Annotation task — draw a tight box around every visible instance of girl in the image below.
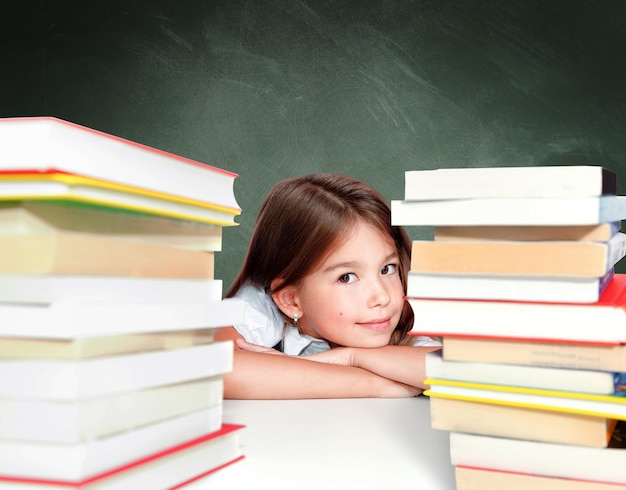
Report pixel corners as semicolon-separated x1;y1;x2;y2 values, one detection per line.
215;173;441;399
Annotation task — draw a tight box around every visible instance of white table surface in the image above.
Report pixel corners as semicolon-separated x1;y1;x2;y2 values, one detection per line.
189;396;455;489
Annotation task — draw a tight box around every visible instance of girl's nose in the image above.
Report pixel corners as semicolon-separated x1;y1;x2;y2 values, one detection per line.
367;278;391;308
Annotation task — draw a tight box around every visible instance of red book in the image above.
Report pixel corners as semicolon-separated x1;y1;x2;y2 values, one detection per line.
0;424;244;489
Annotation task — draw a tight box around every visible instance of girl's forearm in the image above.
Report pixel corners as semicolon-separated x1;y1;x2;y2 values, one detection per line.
222;350;420;399
350;345;442;390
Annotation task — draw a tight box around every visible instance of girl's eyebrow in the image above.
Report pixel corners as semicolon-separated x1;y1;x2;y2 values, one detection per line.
322;252;398;273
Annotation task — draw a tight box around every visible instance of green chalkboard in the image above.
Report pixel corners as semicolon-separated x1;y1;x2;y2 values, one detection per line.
3;0;626;288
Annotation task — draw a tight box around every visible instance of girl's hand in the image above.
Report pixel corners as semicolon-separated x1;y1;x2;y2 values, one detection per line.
234;338;286;356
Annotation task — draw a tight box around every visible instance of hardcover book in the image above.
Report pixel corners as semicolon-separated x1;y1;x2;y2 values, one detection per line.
391;195;626;226
409;273;626;344
0;116;240;210
0;419;243;486
409;232;626;276
403;166;617;200
407;269;614;303
449;421;626;485
430;397;615;447
0;201;224;250
442;337;626;372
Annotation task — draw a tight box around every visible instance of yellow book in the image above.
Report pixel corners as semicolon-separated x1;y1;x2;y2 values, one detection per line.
425;377;626;421
0;172;240;226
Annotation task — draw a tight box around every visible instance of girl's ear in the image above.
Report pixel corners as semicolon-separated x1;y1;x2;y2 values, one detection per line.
270;279;302;319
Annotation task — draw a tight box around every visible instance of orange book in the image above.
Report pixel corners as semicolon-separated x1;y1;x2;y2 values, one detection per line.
0;230;214;278
409;233;626;276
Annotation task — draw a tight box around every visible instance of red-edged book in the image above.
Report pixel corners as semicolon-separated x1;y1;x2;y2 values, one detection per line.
408;274;626;345
0;424;244;489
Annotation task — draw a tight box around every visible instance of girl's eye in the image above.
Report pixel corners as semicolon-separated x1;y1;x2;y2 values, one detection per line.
381;264;398;276
338;273;357;284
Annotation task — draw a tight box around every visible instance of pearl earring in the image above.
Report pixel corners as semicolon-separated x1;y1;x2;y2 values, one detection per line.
293;313;298;326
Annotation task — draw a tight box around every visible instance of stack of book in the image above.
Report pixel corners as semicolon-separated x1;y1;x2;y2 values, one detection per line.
0;117;246;489
392;166;626;489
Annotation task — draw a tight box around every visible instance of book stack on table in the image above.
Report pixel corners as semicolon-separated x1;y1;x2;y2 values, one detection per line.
0;117;245;489
392;166;626;489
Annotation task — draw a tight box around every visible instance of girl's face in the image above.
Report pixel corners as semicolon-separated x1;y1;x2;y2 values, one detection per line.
294;220;405;348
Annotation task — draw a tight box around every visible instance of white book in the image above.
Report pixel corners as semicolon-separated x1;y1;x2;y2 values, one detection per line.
0;117;240;210
391;195;626;226
0;275;223;305
425;350;619;395
0;408;229;482
0;297;245;338
450;426;626;485
0;377;224;443
408;274;626;344
406;270;614;303
403;166;616;200
408;296;626;344
0;341;232;400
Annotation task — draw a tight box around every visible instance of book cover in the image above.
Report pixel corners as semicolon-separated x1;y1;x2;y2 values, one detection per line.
0;297;245;338
430;397;615;447
0;230;215;278
0;172;240;225
0;201;224;251
425;350;621;395
391;195;626;226
442;337;626;372
0;419;243;485
434;222;621;242
407;269;614;303
409;232;626;276
449;421;626;485
0;341;233;400
0;116;240;210
403;166;617;200
408;273;626;344
0;377;224;443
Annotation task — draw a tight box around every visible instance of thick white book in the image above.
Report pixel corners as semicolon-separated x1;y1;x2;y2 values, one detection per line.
0;297;245;338
0;341;232;400
0;117;240;210
0;377;224;443
406;269;614;303
403;166;616;200
425;350;620;395
409;273;626;344
408;297;626;344
450;424;626;485
0;275;223;305
391;195;626;226
0;408;231;482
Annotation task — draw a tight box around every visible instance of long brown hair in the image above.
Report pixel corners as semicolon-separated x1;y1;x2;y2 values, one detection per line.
226;173;414;345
